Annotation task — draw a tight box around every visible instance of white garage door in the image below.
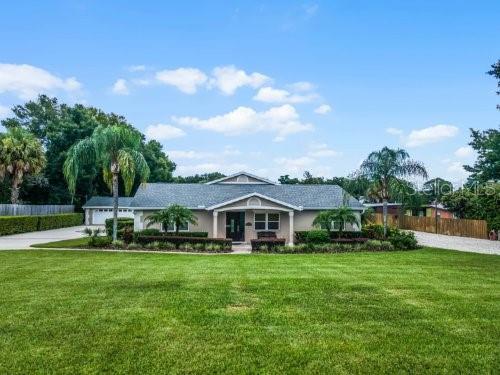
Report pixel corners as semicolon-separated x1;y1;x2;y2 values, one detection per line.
92;209;134;225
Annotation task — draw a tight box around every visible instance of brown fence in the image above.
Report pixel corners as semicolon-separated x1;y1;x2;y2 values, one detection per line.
370;213;488;239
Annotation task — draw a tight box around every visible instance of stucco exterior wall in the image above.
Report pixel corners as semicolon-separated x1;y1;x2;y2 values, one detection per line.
295;210;361;231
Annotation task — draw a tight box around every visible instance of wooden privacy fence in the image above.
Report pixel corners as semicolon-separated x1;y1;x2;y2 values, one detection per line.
370;213;488;239
0;204;74;216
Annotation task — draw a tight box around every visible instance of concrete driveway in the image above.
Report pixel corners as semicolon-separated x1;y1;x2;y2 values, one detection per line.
0;226;89;250
413;231;500;255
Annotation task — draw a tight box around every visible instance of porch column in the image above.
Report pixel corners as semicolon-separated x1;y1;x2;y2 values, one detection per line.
288;211;294;246
213;211;219;238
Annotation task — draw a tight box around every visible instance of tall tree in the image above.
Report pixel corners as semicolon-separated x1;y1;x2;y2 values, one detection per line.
487;59;500;110
2;95;175;206
64;125;150;240
358;147;428;236
0;128;46;203
464;127;500;184
174;172;225;183
147;204;198;234
422;178;454;204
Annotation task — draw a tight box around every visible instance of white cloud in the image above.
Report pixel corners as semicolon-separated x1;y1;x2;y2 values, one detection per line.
167;150;211;159
155;67;207;94
0;104;10;119
304;3;319;18
209;65;270;95
131;78;151;86
176;162;249;176
111;79;129;95
406;124;459;147
145;124;186;141
274;156;315;172
128;65;146;72
0;63;81;100
314;104;331;114
307;142;340;158
288;81;315;92
454;146;474;158
174;104;313;141
386;127;404;136
253;86;316;104
447;161;468;177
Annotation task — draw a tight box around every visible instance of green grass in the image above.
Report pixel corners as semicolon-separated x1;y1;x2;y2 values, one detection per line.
31;237;90;248
0;249;498;374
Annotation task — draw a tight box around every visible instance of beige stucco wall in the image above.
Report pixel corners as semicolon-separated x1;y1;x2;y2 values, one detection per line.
133;208;361;242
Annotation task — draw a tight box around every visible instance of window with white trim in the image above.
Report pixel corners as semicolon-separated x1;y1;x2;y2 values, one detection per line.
254;213;280;231
163;222;189;232
320;221;345;231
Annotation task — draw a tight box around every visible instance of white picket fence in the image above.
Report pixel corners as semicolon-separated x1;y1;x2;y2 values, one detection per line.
0;204;74;216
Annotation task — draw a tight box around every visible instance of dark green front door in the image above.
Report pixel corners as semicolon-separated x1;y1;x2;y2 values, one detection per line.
226;212;245;242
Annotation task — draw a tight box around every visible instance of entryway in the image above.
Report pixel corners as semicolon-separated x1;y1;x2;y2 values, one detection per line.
226;211;245;242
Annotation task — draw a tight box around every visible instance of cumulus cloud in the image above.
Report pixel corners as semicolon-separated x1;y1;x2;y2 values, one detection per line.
176;163;249;176
0;104;10;119
253;86;316;104
0;63;81;100
288;81;315;92
314;104;331;114
128;65;146;72
406;124;458;147
155;67;207;94
307;142;340;158
173;104;313;141
111;79;129;95
454;146;474;158
209;65;270;95
386;127;404;136
145;124;186;141
274;156;315;172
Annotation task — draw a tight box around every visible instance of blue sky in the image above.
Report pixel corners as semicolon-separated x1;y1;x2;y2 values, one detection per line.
0;1;498;184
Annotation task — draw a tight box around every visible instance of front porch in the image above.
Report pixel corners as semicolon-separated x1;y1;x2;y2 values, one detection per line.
212;208;295;245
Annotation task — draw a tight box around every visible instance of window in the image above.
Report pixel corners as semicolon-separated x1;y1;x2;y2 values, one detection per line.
164;222;189;232
254;213;280;231
320;221;345;231
247;197;262;206
237;175;249;182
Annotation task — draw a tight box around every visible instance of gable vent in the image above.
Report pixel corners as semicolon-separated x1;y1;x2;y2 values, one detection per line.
247;197;262;206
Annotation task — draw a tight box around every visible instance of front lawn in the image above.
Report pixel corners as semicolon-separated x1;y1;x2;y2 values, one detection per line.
0;249;498;373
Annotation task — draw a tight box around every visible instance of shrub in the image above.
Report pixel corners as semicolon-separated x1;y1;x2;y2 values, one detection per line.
361;224;385;240
193;243;206;251
157;242;176;250
179;243;194;251
250;238;286;251
162;231;208;238
389;231;418;250
145;241;161;250
0;213;83;236
135;235;232;251
104;218;134;238
304;230;330;244
205;243;222;252
89;236;112;248
0;216;39;235
126;242;141;250
111;240;125;249
38;214;83;231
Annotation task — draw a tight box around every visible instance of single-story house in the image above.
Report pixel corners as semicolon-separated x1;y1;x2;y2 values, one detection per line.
83;172;364;245
363;202;455;219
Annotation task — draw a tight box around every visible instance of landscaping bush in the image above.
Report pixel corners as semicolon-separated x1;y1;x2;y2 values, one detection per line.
0;216;39;235
388;231;419;250
88;236;112;248
0;213;83;236
250;238;286;251
38;213;83;231
135;235;232;251
162;231;208;238
105;218;134;238
304;230;330;244
254;239;396;254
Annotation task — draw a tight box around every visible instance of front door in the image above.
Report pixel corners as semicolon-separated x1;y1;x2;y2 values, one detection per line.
226;212;245;242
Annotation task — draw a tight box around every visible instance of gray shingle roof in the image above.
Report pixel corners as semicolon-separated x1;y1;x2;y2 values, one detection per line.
82;196;134;208
129;183;363;210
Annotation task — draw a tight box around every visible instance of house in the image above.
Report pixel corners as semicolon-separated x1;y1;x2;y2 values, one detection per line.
363;202;403;216
83;172;364;245
412;203;455;219
363;202;455;219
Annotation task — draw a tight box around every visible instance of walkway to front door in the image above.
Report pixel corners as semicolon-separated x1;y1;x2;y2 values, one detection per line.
226;211;245;242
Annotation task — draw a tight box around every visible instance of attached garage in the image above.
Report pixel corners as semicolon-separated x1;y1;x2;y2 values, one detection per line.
82;197;135;225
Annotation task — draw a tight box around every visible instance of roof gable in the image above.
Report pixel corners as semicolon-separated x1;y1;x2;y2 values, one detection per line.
206;171;276;185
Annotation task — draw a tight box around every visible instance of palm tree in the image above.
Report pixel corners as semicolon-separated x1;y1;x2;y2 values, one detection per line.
64;125;149;241
358;147;428;236
0;128;46;203
146;209;173;231
147;205;197;234
313;207;359;238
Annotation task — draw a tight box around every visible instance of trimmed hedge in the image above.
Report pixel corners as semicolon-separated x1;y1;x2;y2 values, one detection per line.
0;216;39;236
39;213;83;231
105;218;134;237
0;213;83;236
135;235;232;251
295;230;364;243
252;240;396;254
250;238;286;251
